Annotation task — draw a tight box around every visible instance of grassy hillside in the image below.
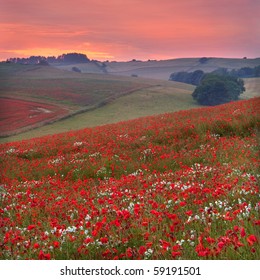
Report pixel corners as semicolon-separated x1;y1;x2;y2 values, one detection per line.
106;58;260;80
0;63;160;137
0;63;153;108
1;97;259;260
56;57;260;80
242;78;260;99
1;75;257;143
0;81;196;142
0;63;196;142
1;63;258;142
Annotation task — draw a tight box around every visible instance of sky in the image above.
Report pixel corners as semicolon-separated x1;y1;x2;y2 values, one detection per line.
0;0;259;61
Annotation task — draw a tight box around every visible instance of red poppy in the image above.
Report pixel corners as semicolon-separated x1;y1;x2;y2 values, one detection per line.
126;247;133;258
185;210;193;216
206;237;215;244
53;241;60;248
240;227;246;237
247;235;257;246
217;241;225;249
172;251;181;258
27;225;36;231
100;237;109;244
39;250;51;260
138;246;146;255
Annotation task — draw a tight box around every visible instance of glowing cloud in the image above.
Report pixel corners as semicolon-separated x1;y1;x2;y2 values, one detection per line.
0;0;259;61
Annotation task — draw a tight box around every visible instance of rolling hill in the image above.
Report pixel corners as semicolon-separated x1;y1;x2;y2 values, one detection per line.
242;78;260;99
0;63;195;141
54;57;260;80
1;59;259;142
1;97;259;259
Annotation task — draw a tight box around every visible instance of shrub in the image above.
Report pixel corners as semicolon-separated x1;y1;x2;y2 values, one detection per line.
72;67;81;73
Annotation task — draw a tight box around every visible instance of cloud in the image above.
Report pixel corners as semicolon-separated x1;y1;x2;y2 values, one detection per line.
0;0;259;60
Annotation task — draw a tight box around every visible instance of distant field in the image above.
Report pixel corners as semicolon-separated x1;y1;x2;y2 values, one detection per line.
56;57;260;80
0;64;152;107
0;80;196;142
0;98;68;137
105;57;260;80
1;62;259;143
0;64;170;136
242;78;260;99
0;63;195;142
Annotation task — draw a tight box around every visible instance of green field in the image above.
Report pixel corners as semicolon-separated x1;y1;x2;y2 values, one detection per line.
0;62;259;143
242;78;260;99
0;83;197;142
0;63;155;109
55;57;260;80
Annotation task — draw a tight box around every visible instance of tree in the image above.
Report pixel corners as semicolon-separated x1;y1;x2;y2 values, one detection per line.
192;74;245;106
199;57;210;64
38;60;49;66
57;53;90;64
189;70;205;85
169;70;205;85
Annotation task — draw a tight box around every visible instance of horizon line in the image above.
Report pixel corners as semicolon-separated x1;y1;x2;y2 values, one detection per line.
2;54;260;63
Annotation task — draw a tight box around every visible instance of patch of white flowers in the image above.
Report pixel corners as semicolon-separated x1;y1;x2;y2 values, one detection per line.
237;203;252;219
127;202;135;214
215;199;229;209
144;249;153;259
89;152;101;158
141;149;154;160
166;200;173;209
73;141;85;147
130;169;143;176
48;156;65;165
96;166;111;177
6;148;17;154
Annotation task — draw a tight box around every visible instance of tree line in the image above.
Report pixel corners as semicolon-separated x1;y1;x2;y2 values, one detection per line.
169;66;260;85
6;53;90;65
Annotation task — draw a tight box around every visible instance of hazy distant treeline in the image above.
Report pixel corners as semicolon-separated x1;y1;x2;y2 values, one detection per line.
169;66;260;85
6;53;90;65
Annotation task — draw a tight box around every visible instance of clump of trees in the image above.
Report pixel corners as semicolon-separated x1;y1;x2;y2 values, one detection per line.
199;57;211;64
229;66;260;78
169;70;205;85
38;60;49;66
6;53;90;65
192;74;245;106
57;53;90;64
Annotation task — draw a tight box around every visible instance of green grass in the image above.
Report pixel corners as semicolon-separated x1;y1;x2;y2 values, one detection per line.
101;57;260;80
0;82;197;142
0;63;259;143
242;78;260;99
0;63;156;108
1;98;259;260
0;63;197;142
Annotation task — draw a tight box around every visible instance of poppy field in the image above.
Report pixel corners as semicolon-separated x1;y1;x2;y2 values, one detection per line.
0;98;68;137
0;97;259;260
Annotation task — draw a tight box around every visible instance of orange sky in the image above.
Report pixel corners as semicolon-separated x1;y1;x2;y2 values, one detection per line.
0;0;259;61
